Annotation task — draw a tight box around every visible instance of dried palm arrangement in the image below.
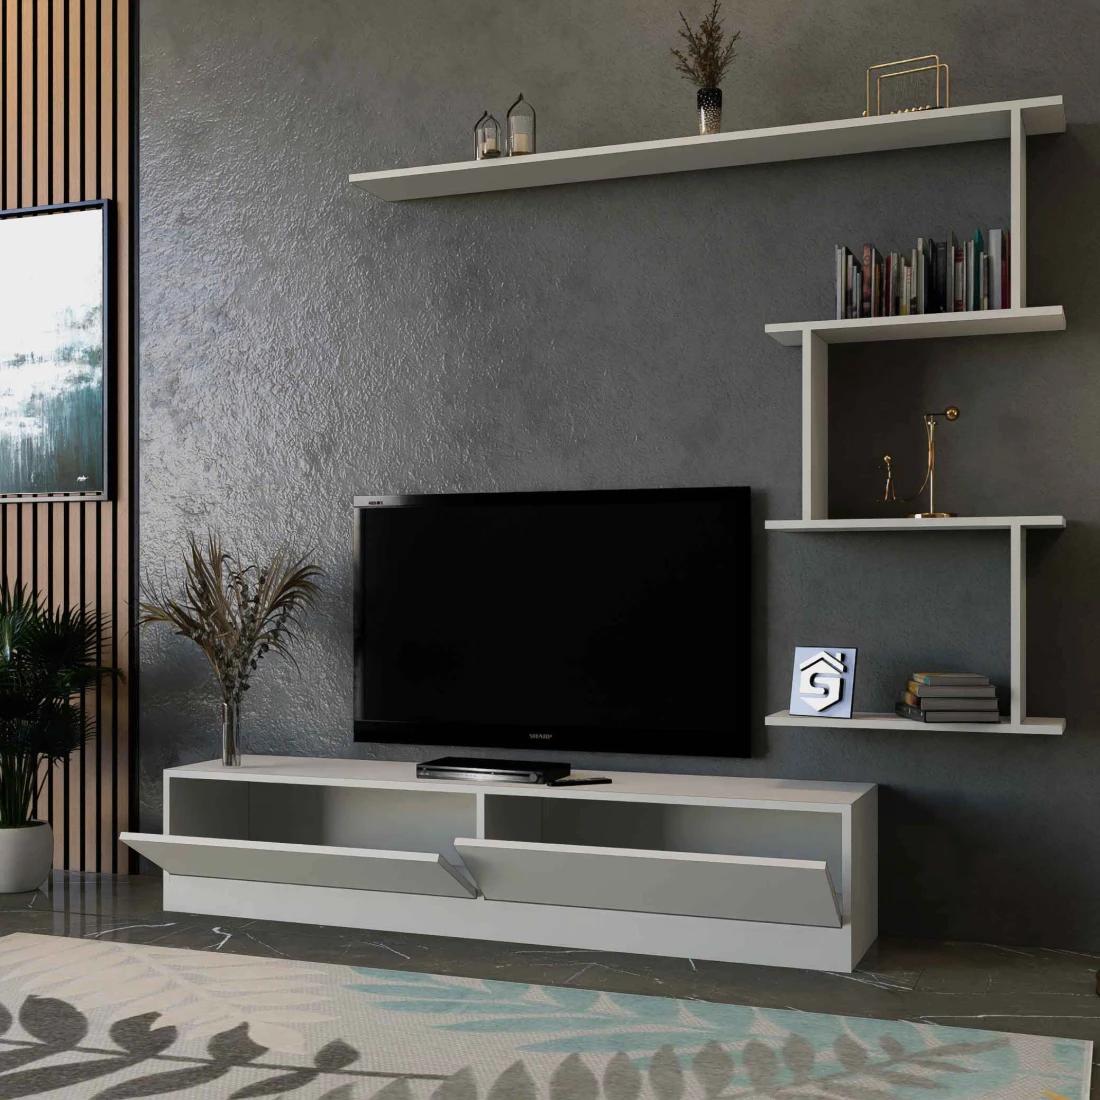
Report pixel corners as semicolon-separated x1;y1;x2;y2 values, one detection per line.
671;0;741;89
139;533;322;764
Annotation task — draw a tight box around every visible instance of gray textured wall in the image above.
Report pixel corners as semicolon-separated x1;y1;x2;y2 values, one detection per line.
139;0;1100;947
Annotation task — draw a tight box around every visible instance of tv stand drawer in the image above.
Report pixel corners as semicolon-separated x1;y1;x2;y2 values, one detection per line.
122;833;476;898
453;838;841;927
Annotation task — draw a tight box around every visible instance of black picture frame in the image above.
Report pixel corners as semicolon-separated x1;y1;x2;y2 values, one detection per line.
0;199;113;501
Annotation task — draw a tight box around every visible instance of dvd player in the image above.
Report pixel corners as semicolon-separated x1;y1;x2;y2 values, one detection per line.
416;756;571;784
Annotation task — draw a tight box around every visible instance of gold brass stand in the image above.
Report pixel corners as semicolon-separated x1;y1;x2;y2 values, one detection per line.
881;405;960;518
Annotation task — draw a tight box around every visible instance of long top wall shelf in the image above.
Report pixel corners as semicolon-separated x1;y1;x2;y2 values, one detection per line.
351;96;1065;202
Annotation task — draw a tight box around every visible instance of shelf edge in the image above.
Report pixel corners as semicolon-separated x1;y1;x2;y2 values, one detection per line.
764;711;1065;735
764;516;1067;532
765;306;1066;347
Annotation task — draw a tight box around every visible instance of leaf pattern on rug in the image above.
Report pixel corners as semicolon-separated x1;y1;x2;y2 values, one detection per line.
0;936;1089;1100
346;968;1054;1098
0;933;333;1053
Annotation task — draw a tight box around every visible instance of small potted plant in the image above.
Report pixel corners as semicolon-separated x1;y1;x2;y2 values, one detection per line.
140;533;322;766
0;582;117;893
671;0;742;135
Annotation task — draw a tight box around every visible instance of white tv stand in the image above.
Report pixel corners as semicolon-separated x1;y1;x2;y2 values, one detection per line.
123;757;877;973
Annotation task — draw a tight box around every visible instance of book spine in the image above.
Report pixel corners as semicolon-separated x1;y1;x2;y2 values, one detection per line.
836;246;846;320
933;240;946;313
862;244;873;318
964;240;974;310
954;248;964;311
988;229;1003;310
945;233;955;313
872;248;883;317
973;229;984;309
911;673;991;686
980;252;989;310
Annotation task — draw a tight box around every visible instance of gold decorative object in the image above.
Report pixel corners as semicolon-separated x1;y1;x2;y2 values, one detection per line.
864;55;950;117
881;405;960;519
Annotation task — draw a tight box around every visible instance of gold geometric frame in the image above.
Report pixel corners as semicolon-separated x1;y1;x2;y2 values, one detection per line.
865;55;951;116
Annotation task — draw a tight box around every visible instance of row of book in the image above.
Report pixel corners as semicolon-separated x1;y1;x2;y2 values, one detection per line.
895;672;1000;724
835;229;1010;320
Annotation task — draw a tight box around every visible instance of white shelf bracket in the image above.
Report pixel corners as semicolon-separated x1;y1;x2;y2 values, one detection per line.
802;332;829;520
1010;108;1027;308
1009;523;1027;725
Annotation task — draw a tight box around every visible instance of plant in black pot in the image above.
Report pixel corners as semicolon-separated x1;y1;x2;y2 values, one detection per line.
671;0;742;135
0;581;117;893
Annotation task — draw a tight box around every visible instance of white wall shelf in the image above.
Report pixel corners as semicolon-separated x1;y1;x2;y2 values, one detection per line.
123;758;878;973
765;712;1065;736
764;99;1068;737
765;306;1065;347
351;96;1064;202
766;516;1066;533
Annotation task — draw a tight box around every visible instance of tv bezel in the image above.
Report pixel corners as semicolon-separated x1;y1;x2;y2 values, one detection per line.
353;486;750;757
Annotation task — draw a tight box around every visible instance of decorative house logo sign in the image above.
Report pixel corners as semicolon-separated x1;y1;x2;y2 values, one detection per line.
789;647;858;719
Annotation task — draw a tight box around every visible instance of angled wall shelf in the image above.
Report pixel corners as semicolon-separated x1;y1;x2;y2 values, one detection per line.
351;96;1065;202
765;97;1068;736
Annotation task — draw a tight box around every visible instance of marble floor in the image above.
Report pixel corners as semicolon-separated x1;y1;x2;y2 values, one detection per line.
1;872;1098;1094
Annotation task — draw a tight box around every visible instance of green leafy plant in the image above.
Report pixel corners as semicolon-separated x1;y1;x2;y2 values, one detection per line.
671;0;741;88
0;581;117;828
139;533;323;707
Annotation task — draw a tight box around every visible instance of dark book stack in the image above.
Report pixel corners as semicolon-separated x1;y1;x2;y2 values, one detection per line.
835;229;1010;320
895;673;1001;723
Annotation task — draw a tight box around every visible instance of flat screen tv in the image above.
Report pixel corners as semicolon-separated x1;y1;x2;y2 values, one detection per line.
354;487;750;757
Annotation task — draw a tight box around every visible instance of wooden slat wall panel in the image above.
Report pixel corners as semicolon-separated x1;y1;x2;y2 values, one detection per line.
1;0;133;872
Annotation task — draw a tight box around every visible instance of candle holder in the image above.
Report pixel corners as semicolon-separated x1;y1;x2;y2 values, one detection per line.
474;111;502;160
506;94;536;156
881;405;960;518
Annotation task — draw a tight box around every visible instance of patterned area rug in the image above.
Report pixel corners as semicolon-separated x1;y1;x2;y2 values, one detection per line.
0;932;1090;1099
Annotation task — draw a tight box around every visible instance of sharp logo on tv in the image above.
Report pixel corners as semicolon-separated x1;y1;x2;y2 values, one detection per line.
528;732;553;740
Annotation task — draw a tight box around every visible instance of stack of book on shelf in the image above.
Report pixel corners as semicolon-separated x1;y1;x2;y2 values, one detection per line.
895;673;1001;724
835;229;1010;320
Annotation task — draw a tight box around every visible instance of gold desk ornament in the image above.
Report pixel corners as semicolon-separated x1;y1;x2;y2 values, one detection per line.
880;405;960;518
863;55;950;117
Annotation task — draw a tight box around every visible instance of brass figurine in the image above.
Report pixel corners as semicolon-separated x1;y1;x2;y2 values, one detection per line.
864;55;950;117
880;405;960;518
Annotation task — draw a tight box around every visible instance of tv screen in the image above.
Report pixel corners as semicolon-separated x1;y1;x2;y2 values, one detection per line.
354;487;750;757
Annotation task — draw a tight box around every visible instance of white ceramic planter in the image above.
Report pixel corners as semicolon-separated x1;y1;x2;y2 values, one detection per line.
0;822;53;893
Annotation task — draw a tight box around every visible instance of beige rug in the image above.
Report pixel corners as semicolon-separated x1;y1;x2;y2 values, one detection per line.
0;932;1090;1098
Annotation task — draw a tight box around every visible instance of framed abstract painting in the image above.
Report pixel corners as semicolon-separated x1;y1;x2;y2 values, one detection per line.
0;200;111;500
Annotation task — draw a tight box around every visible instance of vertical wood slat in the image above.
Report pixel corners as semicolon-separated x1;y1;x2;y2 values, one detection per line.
1;0;133;873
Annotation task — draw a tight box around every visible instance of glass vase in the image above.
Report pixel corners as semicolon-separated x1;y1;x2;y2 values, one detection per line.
221;700;242;767
697;87;722;135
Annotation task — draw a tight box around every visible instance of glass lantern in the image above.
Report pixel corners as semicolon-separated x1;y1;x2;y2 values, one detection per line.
506;94;535;156
474;111;502;160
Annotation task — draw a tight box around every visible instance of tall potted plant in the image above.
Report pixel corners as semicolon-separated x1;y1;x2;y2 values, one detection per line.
671;0;742;135
0;582;116;893
140;533;322;766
